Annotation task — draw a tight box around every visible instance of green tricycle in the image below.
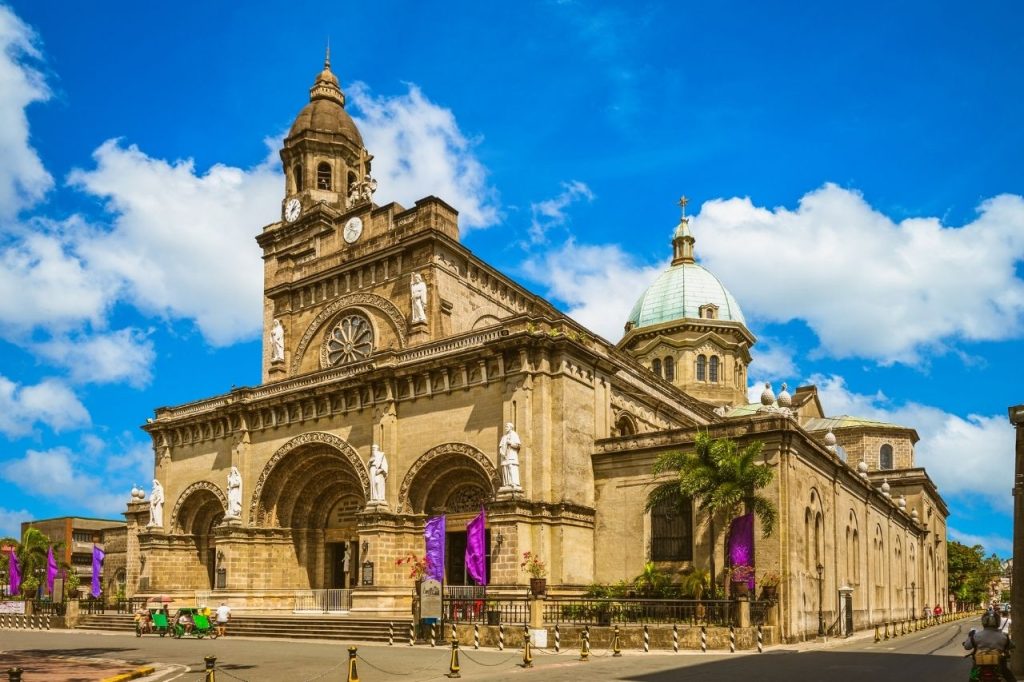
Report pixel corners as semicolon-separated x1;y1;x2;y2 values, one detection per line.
135;607;171;637
171;606;219;639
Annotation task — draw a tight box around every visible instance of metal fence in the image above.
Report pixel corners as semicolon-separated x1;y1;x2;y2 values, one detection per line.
543;598;735;626
77;597;141;615
443;596;531;625
293;589;353;614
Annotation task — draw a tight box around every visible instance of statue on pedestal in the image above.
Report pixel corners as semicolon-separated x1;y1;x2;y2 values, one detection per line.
498;422;522;492
410;272;428;324
226;466;243;519
270;319;285;363
148;479;164;528
368;444;389;505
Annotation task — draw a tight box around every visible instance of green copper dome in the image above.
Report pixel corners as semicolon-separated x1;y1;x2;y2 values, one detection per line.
627;261;746;328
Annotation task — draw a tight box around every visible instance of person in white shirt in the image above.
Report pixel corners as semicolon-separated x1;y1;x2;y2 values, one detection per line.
215;602;232;637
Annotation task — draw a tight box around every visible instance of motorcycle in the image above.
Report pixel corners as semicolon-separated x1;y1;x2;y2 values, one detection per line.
966;648;1010;681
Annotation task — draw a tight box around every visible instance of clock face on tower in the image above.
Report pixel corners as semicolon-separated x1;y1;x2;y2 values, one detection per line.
343;216;363;244
284;197;301;223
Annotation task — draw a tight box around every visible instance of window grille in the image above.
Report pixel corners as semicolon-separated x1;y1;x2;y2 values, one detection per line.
651;497;693;561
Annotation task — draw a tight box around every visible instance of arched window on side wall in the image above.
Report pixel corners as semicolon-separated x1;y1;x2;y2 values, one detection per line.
879;444;894;470
709;355;720;383
664;356;675;381
615;414;636;437
293;164;303;192
317;162;332;190
651;497;693;561
652;358;662;377
696;355;707;382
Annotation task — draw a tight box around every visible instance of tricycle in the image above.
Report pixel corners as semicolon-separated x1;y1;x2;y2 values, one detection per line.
171;606;219;639
135;607;171;637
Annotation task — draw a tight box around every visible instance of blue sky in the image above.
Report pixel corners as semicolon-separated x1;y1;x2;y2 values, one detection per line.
0;1;1020;556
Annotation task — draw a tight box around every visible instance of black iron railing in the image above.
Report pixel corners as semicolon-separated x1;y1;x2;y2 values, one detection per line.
30;600;67;616
544;598;734;626
443;596;531;625
750;599;772;626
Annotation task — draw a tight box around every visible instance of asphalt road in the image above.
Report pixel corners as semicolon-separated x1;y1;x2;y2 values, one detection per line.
0;618;980;682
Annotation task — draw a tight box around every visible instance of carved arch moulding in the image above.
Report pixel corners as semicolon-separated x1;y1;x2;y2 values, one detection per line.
397;442;500;514
290;293;409;374
170;480;227;533
248;431;370;523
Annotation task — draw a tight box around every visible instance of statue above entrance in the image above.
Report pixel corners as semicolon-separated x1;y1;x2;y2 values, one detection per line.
410;272;427;324
226;466;243;519
270;320;285;363
148;479;164;528
498;422;522;493
368;444;389;506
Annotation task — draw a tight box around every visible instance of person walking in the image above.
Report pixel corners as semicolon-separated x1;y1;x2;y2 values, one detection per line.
215;601;232;638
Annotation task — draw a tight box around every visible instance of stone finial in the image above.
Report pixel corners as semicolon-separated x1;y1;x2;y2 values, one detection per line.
777;382;792;407
760;382;775;406
824;428;837;447
911;509;919;521
898;495;907;510
880;478;891;497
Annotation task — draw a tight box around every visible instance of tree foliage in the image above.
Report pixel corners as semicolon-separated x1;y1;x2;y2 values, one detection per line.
947;540;1004;605
1;527;70;599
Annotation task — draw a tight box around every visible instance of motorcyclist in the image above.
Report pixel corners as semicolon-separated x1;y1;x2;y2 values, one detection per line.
963;609;1016;681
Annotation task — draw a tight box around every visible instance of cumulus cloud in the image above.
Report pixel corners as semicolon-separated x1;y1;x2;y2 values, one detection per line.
523;239;665;341
528;180;594;244
0;5;52;219
0;506;31;539
948;527;1013;555
693;185;1024;364
808;373;1014;513
349;82;499;230
0;375;90;437
34;328;155;387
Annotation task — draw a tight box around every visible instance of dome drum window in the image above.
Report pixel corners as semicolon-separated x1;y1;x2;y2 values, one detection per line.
879;444;893;470
698;303;719;320
652;358;662;377
696;355;706;382
663;356;675;381
325;313;373;366
317;162;332;190
709;356;720;383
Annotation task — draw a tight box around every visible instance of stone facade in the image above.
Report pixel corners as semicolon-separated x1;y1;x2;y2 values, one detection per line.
124;58;949;641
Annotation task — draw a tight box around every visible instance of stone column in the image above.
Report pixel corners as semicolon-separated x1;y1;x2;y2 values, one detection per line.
1009;404;1024;677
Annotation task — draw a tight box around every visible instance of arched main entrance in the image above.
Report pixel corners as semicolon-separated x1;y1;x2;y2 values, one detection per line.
171;482;226;590
252;433;368;589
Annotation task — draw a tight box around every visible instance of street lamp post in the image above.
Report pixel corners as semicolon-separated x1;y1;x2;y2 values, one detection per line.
910;581;916;621
817;563;826;637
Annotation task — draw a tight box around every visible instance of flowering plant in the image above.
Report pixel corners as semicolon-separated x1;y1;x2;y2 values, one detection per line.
520;551;547;578
730;565;755;582
396;554;431;580
759;570;782;587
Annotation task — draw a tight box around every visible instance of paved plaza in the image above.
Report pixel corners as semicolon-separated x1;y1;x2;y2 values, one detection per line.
0;618;981;682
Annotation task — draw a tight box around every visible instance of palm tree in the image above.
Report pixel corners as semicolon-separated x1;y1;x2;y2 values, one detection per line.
1;527;66;598
646;431;776;593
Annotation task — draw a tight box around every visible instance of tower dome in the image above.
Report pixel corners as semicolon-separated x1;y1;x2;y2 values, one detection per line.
287;48;363;145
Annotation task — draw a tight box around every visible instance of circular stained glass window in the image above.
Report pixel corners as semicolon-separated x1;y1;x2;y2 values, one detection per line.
326;314;373;366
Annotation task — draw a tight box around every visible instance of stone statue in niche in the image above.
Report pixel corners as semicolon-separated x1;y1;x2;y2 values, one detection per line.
226;466;243;519
410;272;428;324
368;444;389;505
270;319;285;363
148;479;164;528
498;422;522;492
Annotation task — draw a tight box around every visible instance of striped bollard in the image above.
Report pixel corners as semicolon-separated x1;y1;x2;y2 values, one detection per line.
388;621;394;646
452;622;458;642
44;616;50;631
700;624;707;653
408;622;415;646
473;623;480;650
430;622;437;647
554;624;560;652
498;622;504;651
729;625;736;653
757;624;763;653
643;624;650;652
672;623;679;653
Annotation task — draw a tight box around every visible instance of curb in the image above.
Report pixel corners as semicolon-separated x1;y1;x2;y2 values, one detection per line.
100;665;157;682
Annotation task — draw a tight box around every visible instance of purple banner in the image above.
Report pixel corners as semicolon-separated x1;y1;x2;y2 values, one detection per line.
465;508;487;586
46;546;58;595
91;545;105;599
727;512;755;589
7;550;20;596
424;515;446;583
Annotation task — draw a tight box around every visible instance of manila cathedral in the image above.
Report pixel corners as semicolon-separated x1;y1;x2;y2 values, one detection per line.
125;54;949;643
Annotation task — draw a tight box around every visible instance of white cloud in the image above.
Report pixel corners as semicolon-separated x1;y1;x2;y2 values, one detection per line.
0;375;90;437
523;239;665;341
948;527;1013;556
693;185;1024;364
0;5;52;219
0;506;31;540
748;339;800;386
528;180;594;244
808;373;1015;513
349;82;499;230
34;328;155;388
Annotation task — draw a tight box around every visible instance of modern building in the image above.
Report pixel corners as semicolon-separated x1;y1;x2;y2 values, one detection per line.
124;55;948;641
21;517;127;598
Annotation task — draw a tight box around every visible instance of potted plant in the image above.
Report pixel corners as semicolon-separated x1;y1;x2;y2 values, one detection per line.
520;551;547;596
759;571;781;600
730;565;754;598
396;553;431;581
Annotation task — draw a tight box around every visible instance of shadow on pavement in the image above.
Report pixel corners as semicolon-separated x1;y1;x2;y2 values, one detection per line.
4;646;140;660
626;650;972;682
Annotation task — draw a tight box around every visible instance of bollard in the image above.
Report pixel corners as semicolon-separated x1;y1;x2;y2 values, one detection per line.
409;621;415;646
874;624;881;643
554;623;560;653
643;624;650;652
389;621;394;646
204;655;217;682
757;624;763;654
452;622;458;642
579;627;591;662
701;624;707;653
474;623;480;650
431;622;437;647
612;624;622;657
521;634;534;669
347;646;360;682
498;622;505;651
446;640;462;678
673;623;679;654
883;622;890;640
729;625;736;653
8;668;23;682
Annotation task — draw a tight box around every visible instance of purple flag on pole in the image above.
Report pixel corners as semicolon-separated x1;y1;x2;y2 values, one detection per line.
424;515;446;583
46;546;58;595
7;550;20;596
91;545;106;599
465;507;487;586
727;512;755;589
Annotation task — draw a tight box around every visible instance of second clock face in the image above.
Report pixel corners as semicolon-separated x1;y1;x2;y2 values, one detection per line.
284;197;301;222
343;216;363;244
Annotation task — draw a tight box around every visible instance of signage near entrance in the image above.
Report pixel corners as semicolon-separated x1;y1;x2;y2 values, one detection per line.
419;578;442;621
361;561;374;586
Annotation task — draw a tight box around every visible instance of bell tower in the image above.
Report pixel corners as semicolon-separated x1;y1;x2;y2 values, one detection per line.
280;48;376;220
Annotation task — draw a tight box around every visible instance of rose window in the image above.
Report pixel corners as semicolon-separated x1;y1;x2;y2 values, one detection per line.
326;314;373;366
